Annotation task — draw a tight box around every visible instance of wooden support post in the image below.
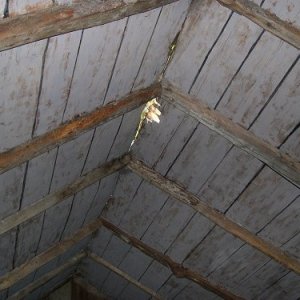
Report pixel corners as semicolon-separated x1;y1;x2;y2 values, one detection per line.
127;158;300;275
88;252;163;300
216;0;300;49
0;220;102;290
100;218;244;300
0;0;180;52
0;155;129;236
9;252;86;300
162;80;300;188
0;83;160;175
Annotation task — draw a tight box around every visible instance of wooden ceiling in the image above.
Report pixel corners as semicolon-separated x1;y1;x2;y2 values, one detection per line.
0;0;299;299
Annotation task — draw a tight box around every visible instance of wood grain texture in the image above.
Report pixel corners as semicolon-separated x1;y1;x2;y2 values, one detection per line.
0;83;160;175
88;252;162;299
162;81;300;187
0;155;129;236
0;219;102;290
9;0;52;16
0;0;181;52
100;218;243;300
128;158;300;274
216;0;300;49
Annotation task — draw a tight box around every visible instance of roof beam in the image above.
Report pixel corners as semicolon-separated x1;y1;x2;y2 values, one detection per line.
88;252;162;300
127;158;300;275
0;155;129;236
0;83;159;175
162;80;300;188
9;252;86;300
0;0;180;52
0;219;102;290
100;218;244;300
216;0;300;49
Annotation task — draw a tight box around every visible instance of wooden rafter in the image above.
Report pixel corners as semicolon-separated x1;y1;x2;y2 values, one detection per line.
0;0;180;52
162;80;300;188
0;219;102;290
9;252;86;300
0;155;129;236
100;218;244;300
0;83;160;175
88;252;163;300
216;0;300;49
127;158;300;275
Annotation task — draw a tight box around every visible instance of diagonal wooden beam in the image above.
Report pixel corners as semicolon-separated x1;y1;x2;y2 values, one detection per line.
216;0;300;49
0;0;180;52
0;220;102;290
88;252;163;300
162;80;300;188
127;158;300;275
0;155;129;236
0;83;160;175
9;252;86;300
100;218;244;300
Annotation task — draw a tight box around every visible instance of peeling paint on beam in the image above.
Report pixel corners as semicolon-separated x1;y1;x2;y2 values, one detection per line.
0;0;180;52
0;155;129;236
0;83;160;175
216;0;300;49
162;80;300;188
128;158;300;275
88;252;163;300
100;218;244;300
9;252;86;300
0;220;101;290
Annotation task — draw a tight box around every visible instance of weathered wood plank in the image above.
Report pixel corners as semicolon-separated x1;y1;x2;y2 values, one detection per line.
162;81;300;187
62;20;126;121
9;0;52;16
0;219;102;290
216;0;300;49
165;0;231;92
9;252;85;300
128;159;300;274
89;252;162;299
100;218;243;300
0;83;160;175
0;42;46;151
0;155;129;236
0;0;181;52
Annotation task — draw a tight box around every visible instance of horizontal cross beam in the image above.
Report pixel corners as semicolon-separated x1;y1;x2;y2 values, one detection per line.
216;0;300;49
127;158;300;275
0;0;180;52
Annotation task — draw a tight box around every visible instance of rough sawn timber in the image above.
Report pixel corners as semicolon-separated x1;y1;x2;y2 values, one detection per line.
0;0;181;52
216;0;300;49
88;252;163;300
162;80;300;188
0;83;160;175
127;158;300;275
0;219;102;290
100;218;244;300
0;155;129;236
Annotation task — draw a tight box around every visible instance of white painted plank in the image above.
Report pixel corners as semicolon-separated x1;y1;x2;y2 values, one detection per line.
165;0;231;93
104;8;161;104
198;147;263;212
9;0;52;16
190;9;263;108
63;19;127;121
251;59;300;146
82;118;122;174
226;167;300;232
217;31;298;129
166;213;214;263
0;42;46;151
133;0;192;90
0;0;5;17
168;124;232;194
34;31;82;136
